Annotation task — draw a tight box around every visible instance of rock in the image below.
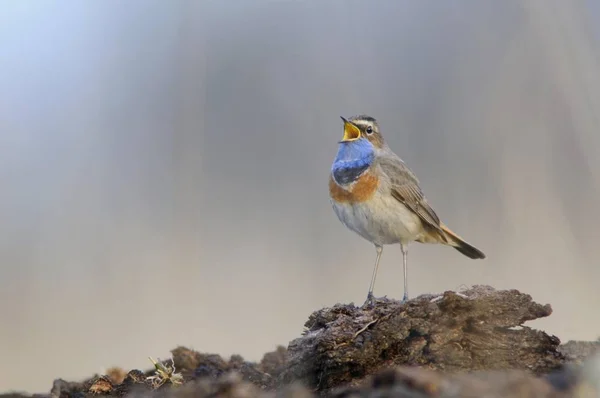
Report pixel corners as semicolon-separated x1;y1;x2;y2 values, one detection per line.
279;285;565;393
330;366;567;398
170;347;273;389
87;377;113;395
50;379;86;398
127;372;265;398
67;359;600;398
17;285;600;398
259;346;288;378
559;339;600;364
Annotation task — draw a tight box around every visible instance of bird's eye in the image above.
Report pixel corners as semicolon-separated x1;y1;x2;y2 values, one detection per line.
366;126;373;134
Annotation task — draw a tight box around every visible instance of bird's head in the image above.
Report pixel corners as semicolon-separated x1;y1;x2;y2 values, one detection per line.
339;115;386;149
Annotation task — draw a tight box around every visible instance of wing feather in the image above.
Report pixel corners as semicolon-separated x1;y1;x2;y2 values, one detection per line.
377;155;443;232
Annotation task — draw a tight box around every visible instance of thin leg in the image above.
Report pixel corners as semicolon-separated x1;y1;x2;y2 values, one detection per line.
400;243;408;302
364;245;383;307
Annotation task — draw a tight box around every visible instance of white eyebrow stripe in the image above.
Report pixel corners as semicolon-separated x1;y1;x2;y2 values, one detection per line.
352;120;373;128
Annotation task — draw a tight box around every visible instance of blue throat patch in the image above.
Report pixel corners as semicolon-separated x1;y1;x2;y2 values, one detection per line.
332;139;375;185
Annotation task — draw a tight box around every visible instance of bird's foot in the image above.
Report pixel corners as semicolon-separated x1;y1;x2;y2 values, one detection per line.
361;292;384;309
362;293;376;309
401;292;409;303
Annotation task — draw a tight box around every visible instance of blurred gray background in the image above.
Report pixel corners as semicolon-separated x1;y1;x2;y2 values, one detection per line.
1;0;600;393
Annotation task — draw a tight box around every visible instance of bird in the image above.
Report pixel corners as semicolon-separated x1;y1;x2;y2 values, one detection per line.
328;115;485;307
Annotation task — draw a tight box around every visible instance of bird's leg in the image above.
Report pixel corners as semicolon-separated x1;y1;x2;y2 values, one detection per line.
363;245;383;308
400;243;408;302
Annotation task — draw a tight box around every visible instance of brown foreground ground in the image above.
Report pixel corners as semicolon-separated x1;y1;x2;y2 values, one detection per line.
2;286;599;398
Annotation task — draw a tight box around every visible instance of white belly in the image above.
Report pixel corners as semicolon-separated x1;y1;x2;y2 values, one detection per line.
331;190;424;246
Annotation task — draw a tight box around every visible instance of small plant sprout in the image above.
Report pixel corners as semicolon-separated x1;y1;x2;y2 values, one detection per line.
146;356;183;388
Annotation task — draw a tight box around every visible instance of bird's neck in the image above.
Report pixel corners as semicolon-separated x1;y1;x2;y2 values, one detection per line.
332;141;374;185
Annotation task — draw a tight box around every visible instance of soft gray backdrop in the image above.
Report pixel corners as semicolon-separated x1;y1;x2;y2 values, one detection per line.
1;0;599;393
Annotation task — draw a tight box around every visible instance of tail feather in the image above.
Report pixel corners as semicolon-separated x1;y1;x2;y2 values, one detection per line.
439;223;486;260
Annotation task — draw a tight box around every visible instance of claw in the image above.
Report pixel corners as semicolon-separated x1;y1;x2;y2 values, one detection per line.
361;292;392;308
362;292;376;309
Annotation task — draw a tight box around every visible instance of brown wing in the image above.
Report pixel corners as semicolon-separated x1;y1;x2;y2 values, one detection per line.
377;155;443;233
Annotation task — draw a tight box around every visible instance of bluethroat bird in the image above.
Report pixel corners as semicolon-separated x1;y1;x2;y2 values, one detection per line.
329;115;485;307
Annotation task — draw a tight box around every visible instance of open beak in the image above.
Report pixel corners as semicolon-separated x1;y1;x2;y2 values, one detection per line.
340;116;361;142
